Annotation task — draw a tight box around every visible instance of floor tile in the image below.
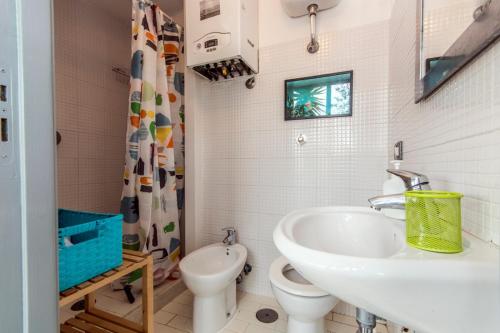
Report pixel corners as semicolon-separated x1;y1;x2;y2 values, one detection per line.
161;302;193;318
155;311;176;325
238;293;264;304
94;294;137;316
225;319;249;333
238;298;261;312
244;323;276;333
333;313;358;327
61;287;362;333
175;290;194;305
154;322;185;333
97;285;144;307
125;307;143;323
168;315;193;332
325;320;358;333
257;296;281;308
236;308;276;330
275;319;287;332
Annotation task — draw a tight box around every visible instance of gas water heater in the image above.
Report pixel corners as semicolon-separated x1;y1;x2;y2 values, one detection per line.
186;0;259;81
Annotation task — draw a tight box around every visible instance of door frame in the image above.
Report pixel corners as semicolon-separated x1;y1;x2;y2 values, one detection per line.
0;0;58;331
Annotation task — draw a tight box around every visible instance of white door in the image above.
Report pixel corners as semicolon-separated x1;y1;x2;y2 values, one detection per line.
0;0;58;332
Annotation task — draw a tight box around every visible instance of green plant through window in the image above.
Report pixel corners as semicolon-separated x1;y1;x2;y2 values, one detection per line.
285;71;352;120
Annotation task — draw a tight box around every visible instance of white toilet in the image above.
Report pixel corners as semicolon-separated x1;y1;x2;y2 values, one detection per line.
270;256;339;333
180;243;247;333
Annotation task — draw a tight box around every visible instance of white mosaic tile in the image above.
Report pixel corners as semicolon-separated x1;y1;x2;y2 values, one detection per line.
194;21;390;296
389;0;500;245
54;0;130;214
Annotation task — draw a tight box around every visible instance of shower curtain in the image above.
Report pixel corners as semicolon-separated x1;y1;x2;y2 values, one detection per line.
120;0;184;286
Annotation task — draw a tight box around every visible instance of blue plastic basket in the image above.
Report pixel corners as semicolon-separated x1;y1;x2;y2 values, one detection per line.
58;209;123;291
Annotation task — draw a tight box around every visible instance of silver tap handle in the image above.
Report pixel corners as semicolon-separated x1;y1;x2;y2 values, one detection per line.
387;169;430;190
222;227;236;245
222;227;236;239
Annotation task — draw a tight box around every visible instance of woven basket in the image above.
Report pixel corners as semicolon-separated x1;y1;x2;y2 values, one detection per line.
58;209;123;291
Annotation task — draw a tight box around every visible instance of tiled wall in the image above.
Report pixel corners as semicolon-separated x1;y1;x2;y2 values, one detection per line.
54;0;130;213
193;22;390;296
388;1;500;245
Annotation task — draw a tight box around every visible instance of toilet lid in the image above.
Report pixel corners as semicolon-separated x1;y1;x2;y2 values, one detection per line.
269;256;330;297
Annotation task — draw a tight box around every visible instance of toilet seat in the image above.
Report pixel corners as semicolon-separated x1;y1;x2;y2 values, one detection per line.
270;256;329;297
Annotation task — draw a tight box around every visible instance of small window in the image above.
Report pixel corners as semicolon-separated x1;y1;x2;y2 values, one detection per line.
285;71;353;120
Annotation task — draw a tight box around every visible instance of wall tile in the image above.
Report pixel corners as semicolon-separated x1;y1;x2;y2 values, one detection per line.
195;22;390;296
54;0;129;213
388;1;500;245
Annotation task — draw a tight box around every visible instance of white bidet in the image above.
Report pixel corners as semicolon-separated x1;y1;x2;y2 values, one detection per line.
180;243;247;333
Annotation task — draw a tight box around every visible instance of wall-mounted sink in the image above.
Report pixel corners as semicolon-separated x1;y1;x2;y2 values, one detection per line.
273;206;499;333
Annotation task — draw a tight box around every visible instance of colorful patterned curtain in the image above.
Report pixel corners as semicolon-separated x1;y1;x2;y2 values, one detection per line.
120;0;183;286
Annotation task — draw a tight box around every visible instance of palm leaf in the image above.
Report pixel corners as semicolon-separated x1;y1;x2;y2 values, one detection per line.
286;85;326;118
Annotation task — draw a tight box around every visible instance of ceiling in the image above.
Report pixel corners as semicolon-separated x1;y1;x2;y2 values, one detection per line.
88;0;184;24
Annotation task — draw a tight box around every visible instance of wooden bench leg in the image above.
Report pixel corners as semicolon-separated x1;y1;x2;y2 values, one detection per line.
142;256;154;333
85;293;95;313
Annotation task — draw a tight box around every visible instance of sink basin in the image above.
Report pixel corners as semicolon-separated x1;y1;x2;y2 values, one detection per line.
274;206;500;333
290;209;405;258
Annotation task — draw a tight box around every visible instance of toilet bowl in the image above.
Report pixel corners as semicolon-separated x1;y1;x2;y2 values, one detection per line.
270;256;338;333
180;243;247;333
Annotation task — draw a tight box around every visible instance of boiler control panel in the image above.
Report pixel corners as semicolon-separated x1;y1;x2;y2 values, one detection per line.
193;32;231;55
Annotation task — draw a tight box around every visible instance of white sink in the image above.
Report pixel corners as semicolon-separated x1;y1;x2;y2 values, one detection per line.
273;206;500;333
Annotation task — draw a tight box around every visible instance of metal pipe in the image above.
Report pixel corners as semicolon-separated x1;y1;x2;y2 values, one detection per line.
356;308;377;333
307;4;320;53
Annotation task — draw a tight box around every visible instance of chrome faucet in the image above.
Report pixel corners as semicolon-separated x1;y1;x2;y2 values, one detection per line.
222;227;237;246
368;169;431;211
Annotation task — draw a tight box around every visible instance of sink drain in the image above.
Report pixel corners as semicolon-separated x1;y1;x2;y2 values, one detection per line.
256;308;278;323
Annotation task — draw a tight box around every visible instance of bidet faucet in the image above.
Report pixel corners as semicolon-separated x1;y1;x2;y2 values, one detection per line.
368;169;431;211
222;227;237;246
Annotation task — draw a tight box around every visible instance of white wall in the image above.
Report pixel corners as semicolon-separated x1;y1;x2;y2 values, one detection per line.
187;0;500;296
188;0;393;297
389;1;500;245
259;0;395;47
54;0;130;213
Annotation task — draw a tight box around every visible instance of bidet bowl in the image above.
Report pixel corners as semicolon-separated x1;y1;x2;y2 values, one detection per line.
180;243;247;296
273;206;500;333
180;243;247;333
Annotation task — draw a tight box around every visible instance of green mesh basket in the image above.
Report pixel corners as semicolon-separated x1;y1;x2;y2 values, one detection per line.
405;191;463;253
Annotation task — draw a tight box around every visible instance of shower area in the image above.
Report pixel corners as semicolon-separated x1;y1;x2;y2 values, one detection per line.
54;0;186;319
